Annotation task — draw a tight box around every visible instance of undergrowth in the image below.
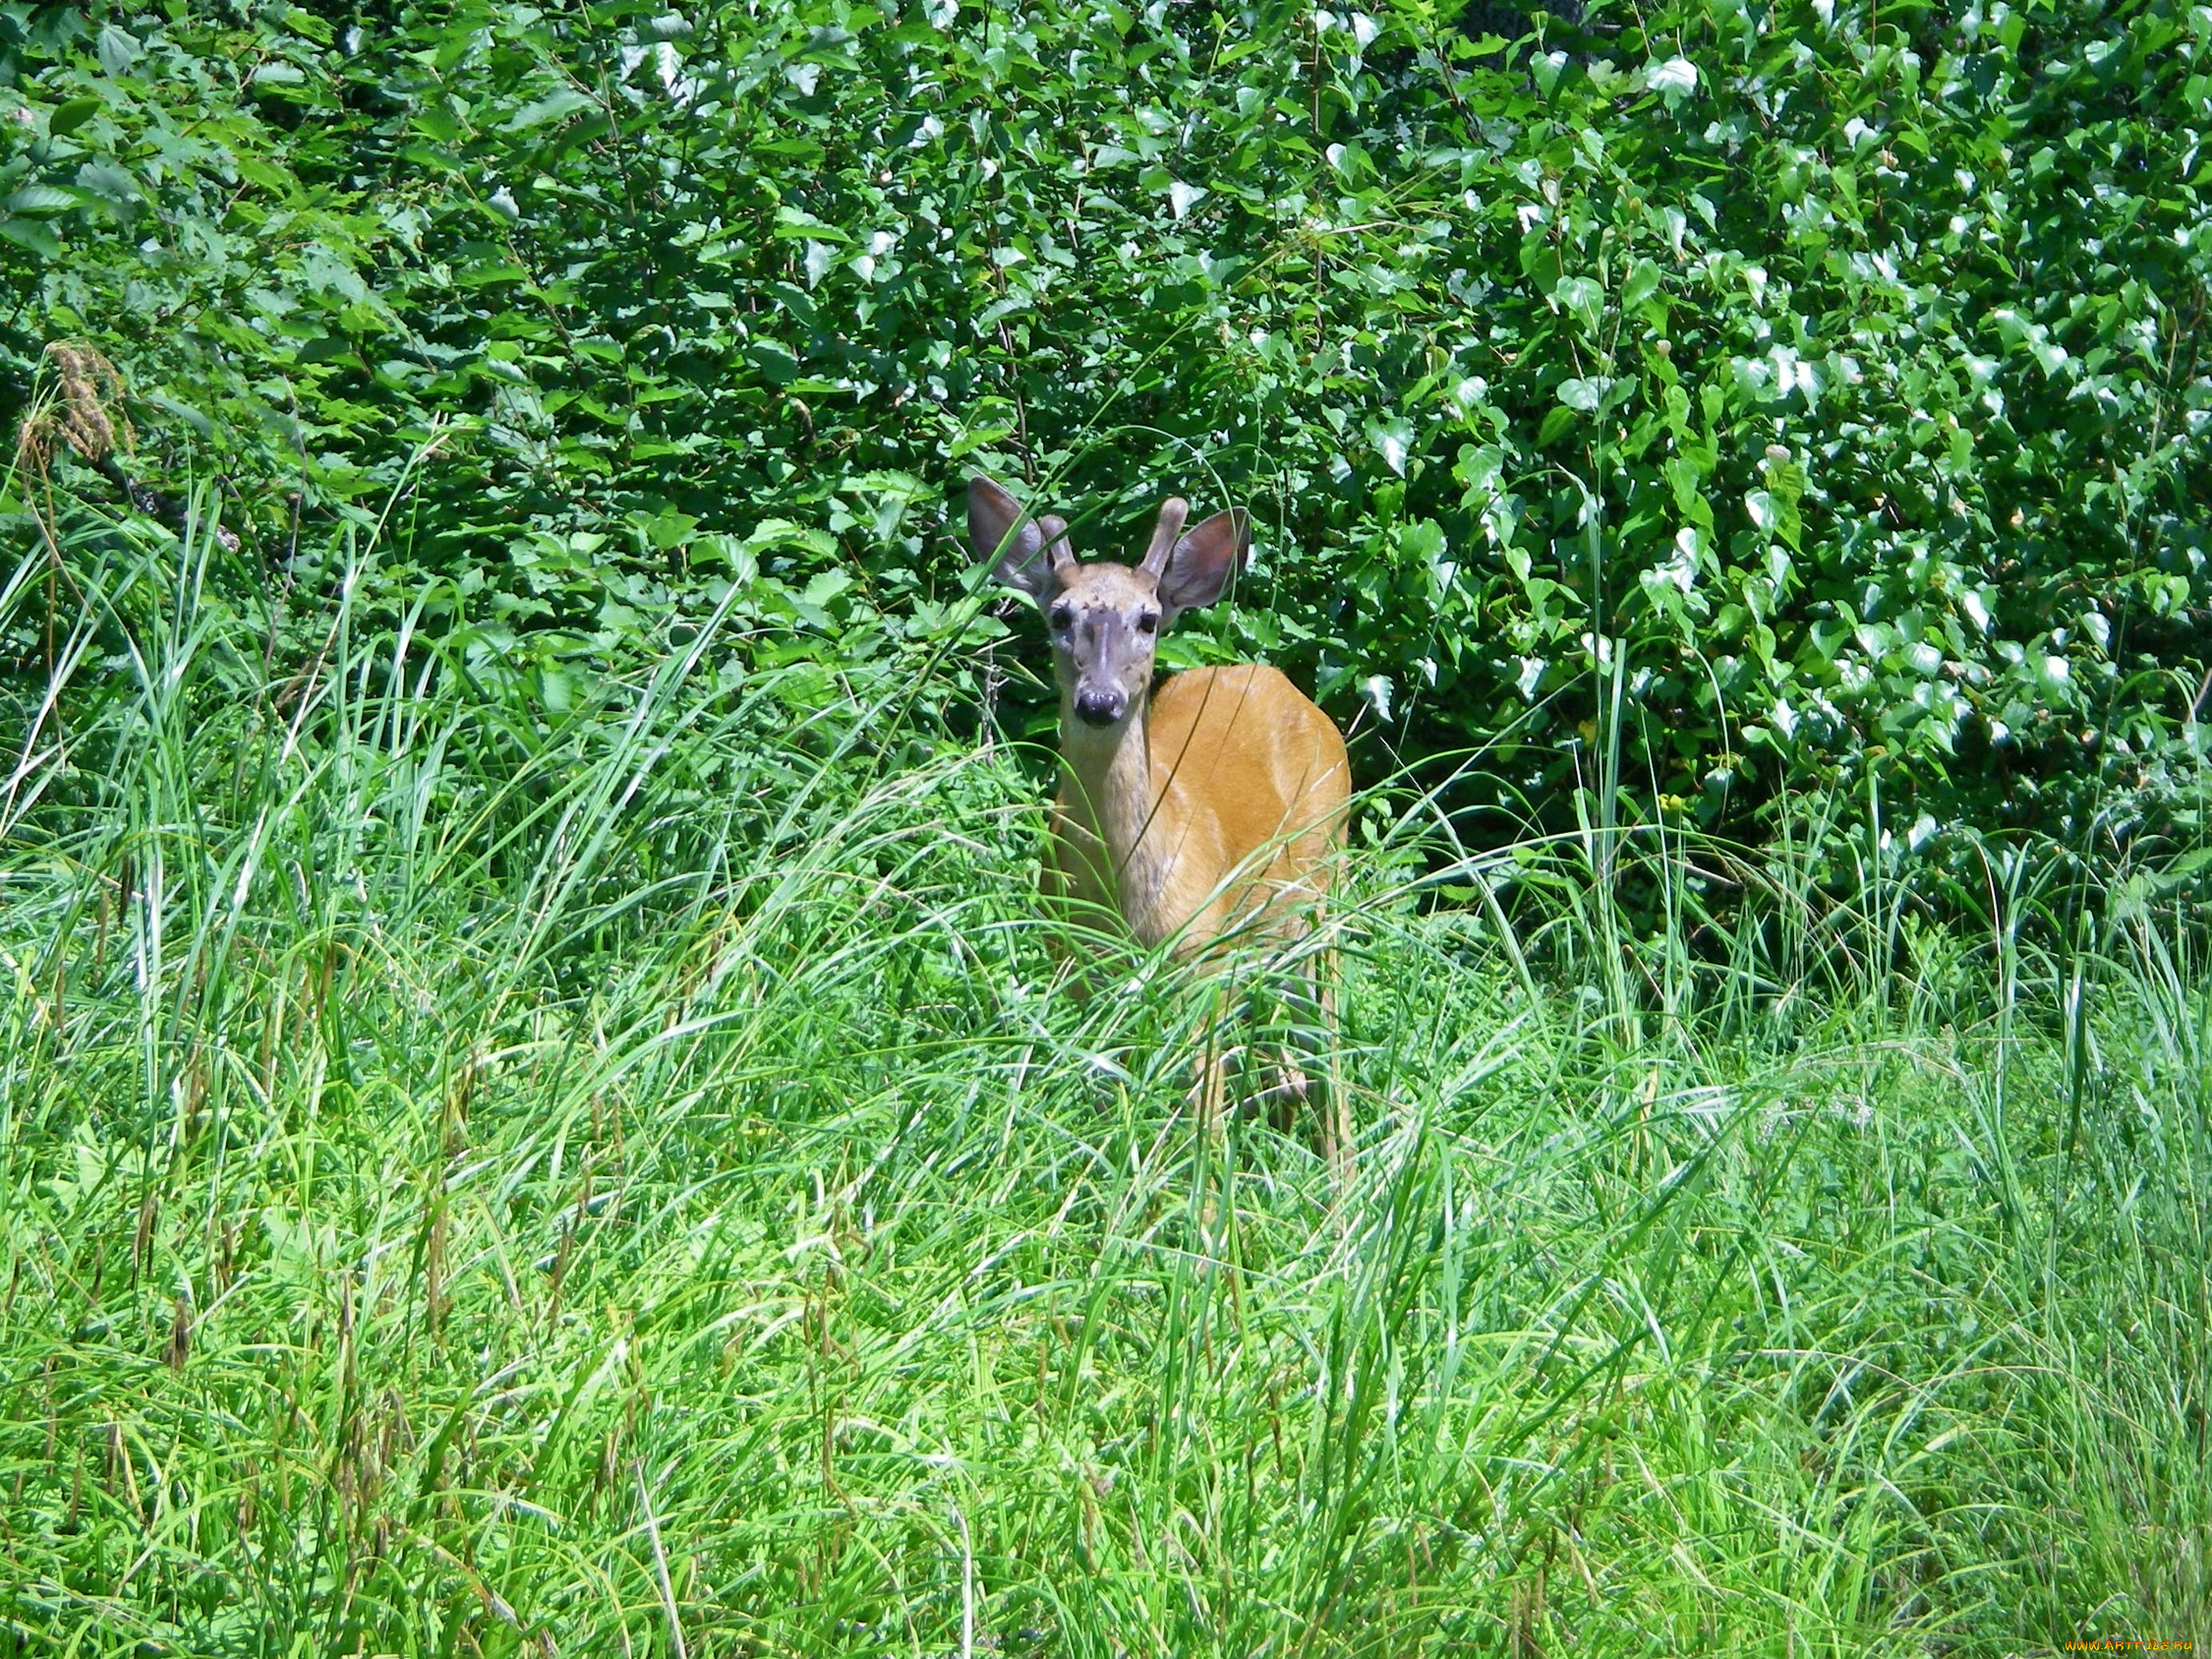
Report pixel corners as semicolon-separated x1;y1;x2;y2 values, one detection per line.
0;506;2206;1655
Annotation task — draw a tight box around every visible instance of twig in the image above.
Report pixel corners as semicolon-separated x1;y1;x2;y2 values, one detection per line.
88;452;242;551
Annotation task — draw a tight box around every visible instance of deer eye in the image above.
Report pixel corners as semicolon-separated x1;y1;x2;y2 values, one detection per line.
1048;604;1074;631
1135;611;1159;634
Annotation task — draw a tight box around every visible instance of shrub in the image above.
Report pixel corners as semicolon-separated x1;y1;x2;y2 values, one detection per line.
4;0;2208;897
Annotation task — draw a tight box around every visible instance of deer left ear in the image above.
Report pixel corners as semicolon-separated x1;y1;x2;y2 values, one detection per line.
1156;508;1248;622
969;475;1075;604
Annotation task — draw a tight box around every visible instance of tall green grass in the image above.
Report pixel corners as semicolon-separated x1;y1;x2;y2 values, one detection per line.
0;505;2206;1655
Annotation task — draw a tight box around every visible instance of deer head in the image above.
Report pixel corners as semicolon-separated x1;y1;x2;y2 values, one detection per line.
968;475;1250;730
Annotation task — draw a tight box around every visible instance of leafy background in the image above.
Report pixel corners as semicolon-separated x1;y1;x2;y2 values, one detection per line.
4;5;2212;1655
7;0;2209;890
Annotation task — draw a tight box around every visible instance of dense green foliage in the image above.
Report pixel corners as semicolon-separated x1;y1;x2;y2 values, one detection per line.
3;1;2211;1653
5;0;2210;872
0;516;2205;1653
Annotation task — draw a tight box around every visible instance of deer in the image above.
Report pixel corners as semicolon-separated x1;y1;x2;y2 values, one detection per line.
969;475;1353;1184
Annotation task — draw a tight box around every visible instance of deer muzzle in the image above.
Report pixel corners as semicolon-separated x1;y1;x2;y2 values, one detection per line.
1074;687;1127;727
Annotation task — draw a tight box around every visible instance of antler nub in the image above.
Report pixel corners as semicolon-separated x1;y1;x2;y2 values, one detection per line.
1138;497;1190;576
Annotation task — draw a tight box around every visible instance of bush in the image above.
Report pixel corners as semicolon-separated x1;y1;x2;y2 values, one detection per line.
4;0;2209;895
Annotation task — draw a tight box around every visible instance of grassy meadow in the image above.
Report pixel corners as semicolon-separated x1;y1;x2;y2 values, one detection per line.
0;507;2203;1657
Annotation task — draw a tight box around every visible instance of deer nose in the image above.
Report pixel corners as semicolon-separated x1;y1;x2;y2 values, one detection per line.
1074;688;1126;727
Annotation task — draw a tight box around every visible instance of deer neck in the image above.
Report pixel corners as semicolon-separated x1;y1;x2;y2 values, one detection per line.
1057;691;1170;925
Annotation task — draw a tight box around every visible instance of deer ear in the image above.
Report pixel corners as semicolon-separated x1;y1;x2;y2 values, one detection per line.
1156;507;1247;622
969;476;1072;603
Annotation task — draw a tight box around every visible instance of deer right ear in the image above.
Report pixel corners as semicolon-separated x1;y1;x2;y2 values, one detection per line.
1156;507;1249;622
969;476;1072;604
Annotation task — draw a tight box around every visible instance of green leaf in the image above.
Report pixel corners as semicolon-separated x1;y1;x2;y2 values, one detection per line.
747;339;800;385
1368;417;1414;477
48;97;100;137
505;88;595;132
1551;274;1602;331
4;186;80;218
94;25;141;77
1620;259;1663;310
232;155;297;197
0;216;62;258
1556;378;1603;413
73;162;139;205
279;5;333;44
1518;229;1562;296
